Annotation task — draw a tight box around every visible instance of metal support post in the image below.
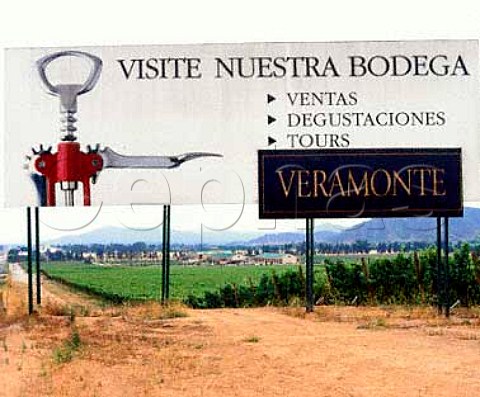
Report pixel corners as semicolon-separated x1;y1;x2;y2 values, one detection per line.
436;217;442;314
35;207;41;305
305;218;314;312
26;207;33;315
161;205;167;303
444;217;450;318
165;205;171;301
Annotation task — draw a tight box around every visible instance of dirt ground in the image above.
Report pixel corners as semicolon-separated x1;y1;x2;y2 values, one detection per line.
1;280;480;397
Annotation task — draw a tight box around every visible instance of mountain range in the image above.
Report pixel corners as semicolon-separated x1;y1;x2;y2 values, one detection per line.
50;228;259;247
49;207;480;246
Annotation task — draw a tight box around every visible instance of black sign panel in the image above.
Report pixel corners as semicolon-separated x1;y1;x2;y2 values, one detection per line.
258;148;463;219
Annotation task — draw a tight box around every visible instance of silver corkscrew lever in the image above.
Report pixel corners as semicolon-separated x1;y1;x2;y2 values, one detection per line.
36;50;102;141
99;147;223;169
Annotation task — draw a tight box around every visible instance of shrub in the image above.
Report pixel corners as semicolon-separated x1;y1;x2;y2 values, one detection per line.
185;267;307;309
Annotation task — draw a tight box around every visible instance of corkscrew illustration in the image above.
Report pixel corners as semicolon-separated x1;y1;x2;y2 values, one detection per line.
28;50;222;206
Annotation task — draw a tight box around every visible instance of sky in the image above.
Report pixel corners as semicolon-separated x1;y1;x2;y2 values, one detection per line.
1;0;480;245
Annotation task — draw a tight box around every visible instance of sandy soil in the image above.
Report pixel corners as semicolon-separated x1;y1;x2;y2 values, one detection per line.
1;280;480;397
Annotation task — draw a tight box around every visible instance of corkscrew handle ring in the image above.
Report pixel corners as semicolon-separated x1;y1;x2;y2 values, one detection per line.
36;50;103;96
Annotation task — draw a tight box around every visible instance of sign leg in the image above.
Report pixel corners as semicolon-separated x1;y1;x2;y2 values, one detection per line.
165;205;171;301
26;207;33;315
436;217;443;315
305;218;314;313
35;207;41;305
444;217;450;318
161;205;167;304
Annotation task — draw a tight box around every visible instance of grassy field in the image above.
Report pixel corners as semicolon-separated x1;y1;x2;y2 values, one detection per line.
41;262;302;302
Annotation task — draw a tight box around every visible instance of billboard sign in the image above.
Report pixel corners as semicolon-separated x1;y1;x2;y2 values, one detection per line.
258;148;463;219
3;40;478;207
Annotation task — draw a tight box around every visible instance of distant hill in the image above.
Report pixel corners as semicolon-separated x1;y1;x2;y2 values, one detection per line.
237;207;480;245
50;227;261;246
331;207;480;243
49;207;480;246
245;230;340;245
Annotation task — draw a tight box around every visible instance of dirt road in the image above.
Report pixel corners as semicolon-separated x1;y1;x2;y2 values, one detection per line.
8;263;28;284
1;281;480;397
168;308;480;397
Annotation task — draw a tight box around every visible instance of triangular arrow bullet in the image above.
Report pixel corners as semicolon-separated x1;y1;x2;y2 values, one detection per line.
268;136;277;146
267;94;276;103
267;115;276;125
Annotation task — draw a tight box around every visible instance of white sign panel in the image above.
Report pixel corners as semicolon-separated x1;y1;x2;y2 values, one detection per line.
4;40;479;207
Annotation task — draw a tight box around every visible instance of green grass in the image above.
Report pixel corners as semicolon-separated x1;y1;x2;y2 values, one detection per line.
42;261;302;302
53;328;82;364
244;335;260;343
